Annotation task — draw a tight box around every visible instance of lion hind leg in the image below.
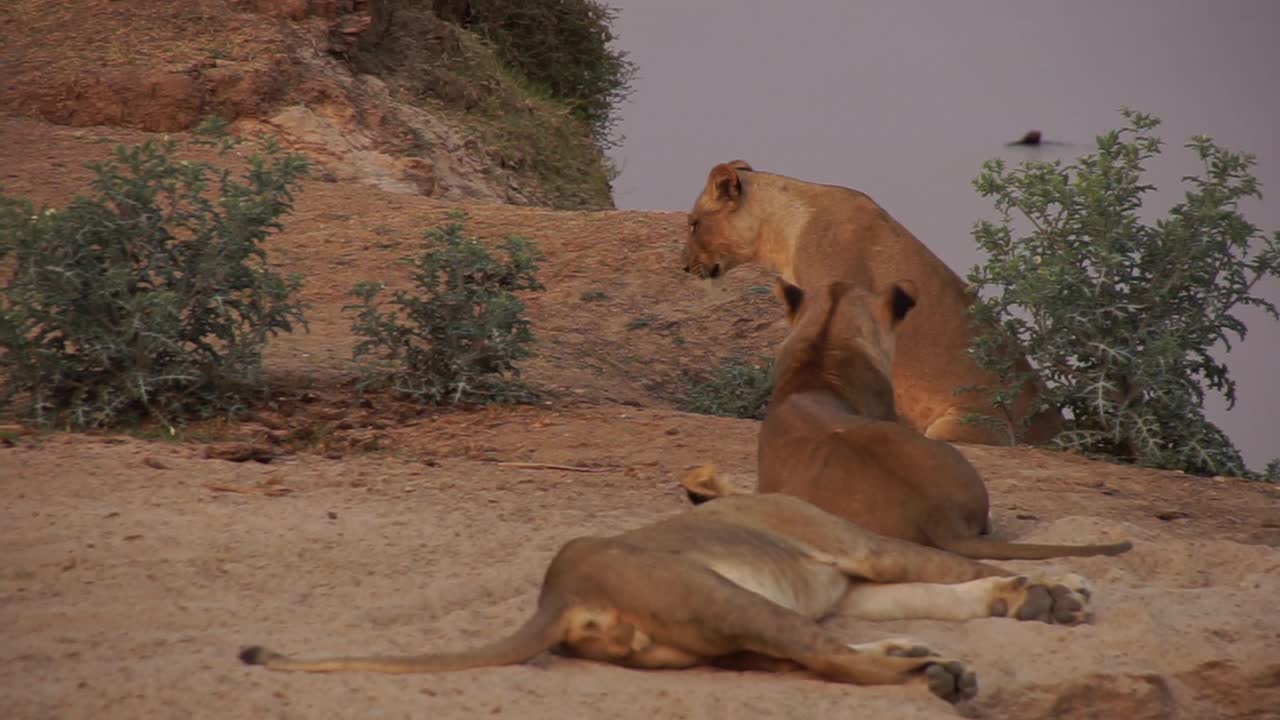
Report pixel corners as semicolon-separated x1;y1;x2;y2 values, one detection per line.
579;547;951;692
654;567;973;701
712;604;968;699
803;639;978;704
550;543;850;672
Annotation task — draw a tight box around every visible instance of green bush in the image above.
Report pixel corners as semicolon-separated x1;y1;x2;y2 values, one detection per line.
358;3;616;209
1263;459;1280;483
347;215;543;404
0;127;308;429
966;108;1280;477
680;357;775;420
451;0;637;147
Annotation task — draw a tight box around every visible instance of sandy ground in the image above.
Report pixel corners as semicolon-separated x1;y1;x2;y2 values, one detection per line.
3;116;1280;719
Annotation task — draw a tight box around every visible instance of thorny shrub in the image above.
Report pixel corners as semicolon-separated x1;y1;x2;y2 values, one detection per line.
680;356;775;421
0;120;308;429
347;215;543;404
966;109;1280;477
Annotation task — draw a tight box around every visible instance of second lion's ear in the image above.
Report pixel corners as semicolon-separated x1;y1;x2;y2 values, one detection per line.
883;279;918;328
775;278;805;324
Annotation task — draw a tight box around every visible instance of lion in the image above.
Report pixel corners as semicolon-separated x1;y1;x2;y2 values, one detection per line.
240;491;1103;704
682;160;1059;446
682;279;1131;561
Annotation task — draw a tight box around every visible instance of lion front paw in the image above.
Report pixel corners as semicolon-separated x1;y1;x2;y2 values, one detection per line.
989;573;1092;625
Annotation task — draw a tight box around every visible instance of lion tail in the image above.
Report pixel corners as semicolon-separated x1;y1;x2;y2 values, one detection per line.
935;536;1133;561
239;600;567;674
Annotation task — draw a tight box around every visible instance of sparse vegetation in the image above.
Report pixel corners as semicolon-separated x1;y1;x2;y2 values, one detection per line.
353;1;622;209
347;215;544;404
450;0;637;148
580;290;609;302
0;127;309;429
680;357;775;420
626;314;658;330
966;108;1280;477
1263;459;1280;483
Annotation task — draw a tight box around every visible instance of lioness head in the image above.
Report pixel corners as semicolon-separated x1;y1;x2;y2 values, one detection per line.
772;279;918;416
682;160;756;279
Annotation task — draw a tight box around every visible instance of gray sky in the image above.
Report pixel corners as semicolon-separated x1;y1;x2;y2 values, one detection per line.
603;0;1280;471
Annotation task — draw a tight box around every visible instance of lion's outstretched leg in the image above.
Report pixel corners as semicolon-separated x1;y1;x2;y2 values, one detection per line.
573;547;976;703
836;574;1092;624
803;640;977;704
712;638;977;703
845;639;978;702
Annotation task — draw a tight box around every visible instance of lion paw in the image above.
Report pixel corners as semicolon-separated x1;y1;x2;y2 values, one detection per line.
989;573;1092;625
849;638;977;704
921;659;978;704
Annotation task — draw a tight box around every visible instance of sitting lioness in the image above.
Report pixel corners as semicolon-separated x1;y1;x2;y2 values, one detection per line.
682;160;1059;445
241;492;1101;704
683;279;1131;561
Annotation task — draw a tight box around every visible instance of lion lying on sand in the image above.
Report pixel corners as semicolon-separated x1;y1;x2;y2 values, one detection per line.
241;491;1100;704
683;278;1131;561
682;160;1060;446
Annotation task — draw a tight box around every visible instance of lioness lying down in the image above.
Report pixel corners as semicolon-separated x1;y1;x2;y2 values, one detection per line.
684;278;1132;561
241;492;1099;704
682;160;1060;446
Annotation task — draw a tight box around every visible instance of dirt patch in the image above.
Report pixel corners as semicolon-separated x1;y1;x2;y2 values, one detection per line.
5;420;1280;720
3;116;1280;719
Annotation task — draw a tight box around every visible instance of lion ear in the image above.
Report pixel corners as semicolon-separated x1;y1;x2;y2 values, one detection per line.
882;279;917;329
678;463;734;505
707;160;751;203
774;278;805;323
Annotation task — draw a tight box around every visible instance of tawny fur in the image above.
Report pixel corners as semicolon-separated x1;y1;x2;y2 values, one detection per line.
682;160;1060;445
703;279;1131;560
241;493;1105;704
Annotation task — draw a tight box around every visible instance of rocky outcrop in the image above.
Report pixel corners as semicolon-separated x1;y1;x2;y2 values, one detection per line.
4;58;292;133
0;0;598;207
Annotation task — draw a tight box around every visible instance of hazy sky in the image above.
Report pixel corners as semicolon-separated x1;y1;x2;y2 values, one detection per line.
602;0;1280;470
